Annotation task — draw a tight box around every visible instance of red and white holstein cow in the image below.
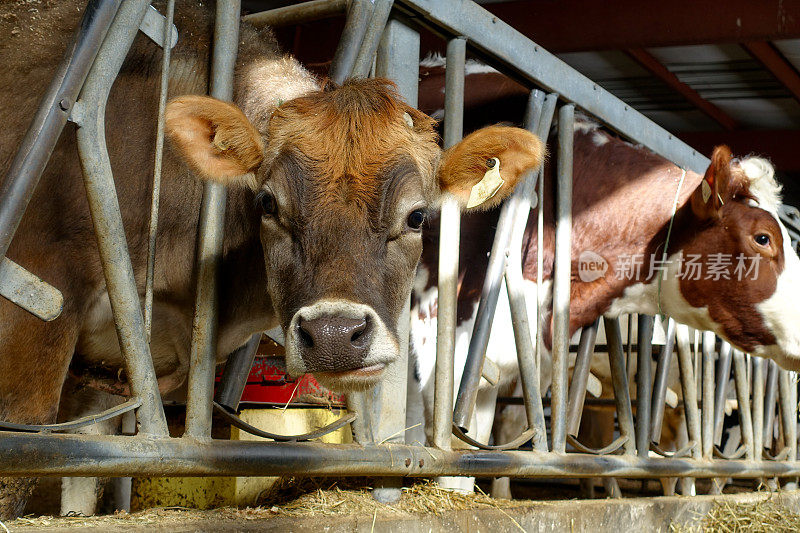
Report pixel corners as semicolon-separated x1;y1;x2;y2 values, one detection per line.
0;3;545;518
410;120;800;491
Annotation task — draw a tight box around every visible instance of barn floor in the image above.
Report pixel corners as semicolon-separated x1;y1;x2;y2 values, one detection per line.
7;484;800;532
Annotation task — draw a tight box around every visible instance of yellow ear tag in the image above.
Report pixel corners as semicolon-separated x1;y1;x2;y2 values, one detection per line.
466;157;504;208
701;180;712;203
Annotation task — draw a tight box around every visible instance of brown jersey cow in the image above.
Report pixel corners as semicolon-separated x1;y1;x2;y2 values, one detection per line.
0;3;543;517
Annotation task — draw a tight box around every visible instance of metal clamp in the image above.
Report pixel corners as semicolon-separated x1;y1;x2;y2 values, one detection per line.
0;398;141;433
451;423;536;451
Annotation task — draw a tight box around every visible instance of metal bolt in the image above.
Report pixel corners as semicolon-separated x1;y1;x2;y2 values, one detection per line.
418;459;424;467
58;98;70;112
405;458;412;467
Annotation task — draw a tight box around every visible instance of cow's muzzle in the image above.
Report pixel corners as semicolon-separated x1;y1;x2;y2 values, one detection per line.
285;299;399;390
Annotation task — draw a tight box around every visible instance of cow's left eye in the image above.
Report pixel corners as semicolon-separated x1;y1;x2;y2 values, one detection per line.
755;233;771;247
406;209;427;231
256;191;277;216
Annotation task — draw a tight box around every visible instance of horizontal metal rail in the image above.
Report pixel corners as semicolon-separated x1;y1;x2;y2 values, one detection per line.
3;432;800;479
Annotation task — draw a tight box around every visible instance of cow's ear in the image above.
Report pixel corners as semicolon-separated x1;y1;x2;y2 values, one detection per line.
437;125;545;211
165;95;264;186
691;145;746;220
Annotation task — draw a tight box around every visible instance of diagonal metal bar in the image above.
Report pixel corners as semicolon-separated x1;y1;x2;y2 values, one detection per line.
604;317;636;456
650;317;676;443
713;341;733;446
566;320;599;438
732;350;756;461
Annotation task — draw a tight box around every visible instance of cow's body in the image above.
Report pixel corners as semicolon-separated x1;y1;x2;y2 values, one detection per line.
411;120;800;491
0;3;545;517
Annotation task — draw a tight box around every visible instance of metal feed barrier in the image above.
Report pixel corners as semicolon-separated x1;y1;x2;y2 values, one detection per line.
0;0;799;504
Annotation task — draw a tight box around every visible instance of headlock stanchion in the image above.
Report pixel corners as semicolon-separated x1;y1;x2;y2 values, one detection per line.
0;0;798;502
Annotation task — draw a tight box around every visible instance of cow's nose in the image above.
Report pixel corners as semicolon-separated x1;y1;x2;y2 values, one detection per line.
296;315;373;371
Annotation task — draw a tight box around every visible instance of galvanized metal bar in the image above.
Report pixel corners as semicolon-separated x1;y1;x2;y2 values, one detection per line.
763;360;779;449
0;0;122;269
504;90;550;452
372;18;419;503
7;432;800;479
144;0;175;340
329;0;373;84
535;94;557;386
732;349;756;461
351;0;394;78
604;317;636;456
550;103;574;454
74;0;167;436
701;331;716;459
432;36;465;448
396;0;710;174
675;324;700;459
636;315;654;458
752;357;766;456
243;0;347;27
779;371;798;466
0;257;63;322
214;334;262;413
713;341;733;446
650;318;676;442
566;320;599;437
184;0;241;439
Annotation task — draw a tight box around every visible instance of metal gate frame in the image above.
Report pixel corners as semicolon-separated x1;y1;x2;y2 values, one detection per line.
0;0;798;497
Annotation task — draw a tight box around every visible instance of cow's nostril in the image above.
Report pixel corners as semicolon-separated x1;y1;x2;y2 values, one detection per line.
297;322;315;348
350;318;370;344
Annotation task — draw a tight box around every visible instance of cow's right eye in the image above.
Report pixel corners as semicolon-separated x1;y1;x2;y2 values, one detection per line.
256;191;277;216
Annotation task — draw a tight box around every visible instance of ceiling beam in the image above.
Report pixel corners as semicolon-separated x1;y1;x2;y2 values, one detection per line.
743;41;800;105
626;48;739;130
483;0;800;53
679;129;800;173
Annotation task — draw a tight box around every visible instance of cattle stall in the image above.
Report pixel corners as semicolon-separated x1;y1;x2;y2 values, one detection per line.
0;0;799;513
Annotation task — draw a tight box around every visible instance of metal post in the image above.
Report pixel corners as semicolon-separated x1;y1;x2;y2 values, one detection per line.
351;0;394;78
636;315;654;457
243;0;348;27
75;0;168;436
550;103;574;453
650;318;676;442
713;341;733;445
433;36;465;448
214;334;261;413
732;349;756;461
566;320;599;437
330;0;373;84
144;0;175;340
675;325;700;459
0;0;122;266
763;360;779;449
184;0;241;439
701;331;715;459
752;357;766;457
371;16;419;504
604;317;636;455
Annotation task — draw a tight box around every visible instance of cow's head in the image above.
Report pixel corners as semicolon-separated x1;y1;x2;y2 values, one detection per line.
166;78;544;389
663;146;800;369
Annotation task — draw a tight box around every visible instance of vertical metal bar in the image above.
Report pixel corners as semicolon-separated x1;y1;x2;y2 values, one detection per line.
713;341;733;445
75;0;167;436
184;0;241;439
787;371;798;489
763;360;779;449
329;0;373;84
432;36;465;449
214;334;261;413
604;317;636;455
144;0;175;340
636;314;654;457
550;103;574;453
701;331;715;459
534;96;557;387
351;0;394;78
675;325;700;459
504;90;552;452
0;0;122;266
650;318;676;442
566;320;599;437
752;357;766;456
732;349;756;461
371;16;419;504
113;409;136;512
